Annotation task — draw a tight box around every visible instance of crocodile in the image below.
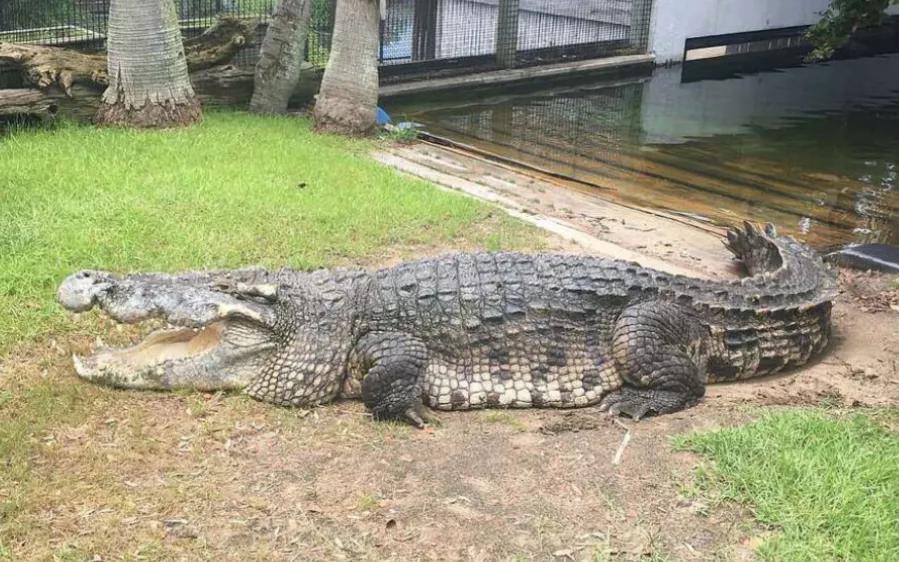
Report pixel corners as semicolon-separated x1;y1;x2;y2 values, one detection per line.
58;223;837;427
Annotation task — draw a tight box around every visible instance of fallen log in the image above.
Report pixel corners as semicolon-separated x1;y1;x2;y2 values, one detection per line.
192;62;321;109
0;17;254;96
0;63;321;121
0;84;104;120
0;43;105;97
182;17;257;72
0;87;68;117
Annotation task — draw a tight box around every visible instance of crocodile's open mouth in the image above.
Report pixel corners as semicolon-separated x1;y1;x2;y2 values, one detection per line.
58;270;278;390
79;322;227;372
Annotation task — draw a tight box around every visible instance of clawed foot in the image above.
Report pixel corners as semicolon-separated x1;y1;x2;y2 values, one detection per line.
401;407;442;429
723;221;776;258
599;391;653;420
402;408;426;429
377;406;441;429
599;388;700;421
723;221;783;276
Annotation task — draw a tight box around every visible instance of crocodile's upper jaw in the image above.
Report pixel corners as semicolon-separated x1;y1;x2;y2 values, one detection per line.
58;270;278;391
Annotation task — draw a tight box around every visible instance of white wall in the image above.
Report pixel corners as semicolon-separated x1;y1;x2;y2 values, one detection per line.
649;0;833;64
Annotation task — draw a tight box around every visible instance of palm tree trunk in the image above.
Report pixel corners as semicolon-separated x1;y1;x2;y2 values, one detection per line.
96;0;201;128
250;0;313;114
313;0;380;135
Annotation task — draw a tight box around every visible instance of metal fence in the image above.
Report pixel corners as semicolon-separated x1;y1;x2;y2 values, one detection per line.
380;0;651;77
0;2;272;46
0;1;107;47
0;1;326;66
0;0;652;76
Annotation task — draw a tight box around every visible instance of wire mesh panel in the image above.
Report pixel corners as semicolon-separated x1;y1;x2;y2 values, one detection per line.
307;0;335;68
379;0;653;72
0;0;107;49
0;1;277;63
432;0;498;60
515;1;634;56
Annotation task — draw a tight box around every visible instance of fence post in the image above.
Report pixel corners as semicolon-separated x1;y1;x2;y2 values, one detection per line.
412;0;437;61
629;0;652;52
495;0;519;68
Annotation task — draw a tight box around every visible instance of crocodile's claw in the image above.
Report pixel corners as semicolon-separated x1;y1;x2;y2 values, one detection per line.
402;408;426;429
600;388;700;421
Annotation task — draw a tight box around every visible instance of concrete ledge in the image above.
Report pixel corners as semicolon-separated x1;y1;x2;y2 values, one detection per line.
373;142;733;280
379;54;655;98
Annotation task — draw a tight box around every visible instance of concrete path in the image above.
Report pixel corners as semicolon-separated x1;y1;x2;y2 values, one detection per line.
373;141;736;280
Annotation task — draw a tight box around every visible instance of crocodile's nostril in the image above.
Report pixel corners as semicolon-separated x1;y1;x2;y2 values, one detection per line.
58;271;105;312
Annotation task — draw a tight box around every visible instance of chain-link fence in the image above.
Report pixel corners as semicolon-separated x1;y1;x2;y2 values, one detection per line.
1;0;652;76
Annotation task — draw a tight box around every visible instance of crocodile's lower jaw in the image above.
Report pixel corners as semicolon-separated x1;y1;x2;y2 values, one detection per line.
74;320;271;391
76;322;222;378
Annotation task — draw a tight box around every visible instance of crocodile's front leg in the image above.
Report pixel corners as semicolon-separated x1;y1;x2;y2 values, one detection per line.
600;302;707;419
351;331;429;428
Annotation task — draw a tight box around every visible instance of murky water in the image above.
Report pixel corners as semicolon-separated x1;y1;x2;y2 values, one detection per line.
387;54;899;248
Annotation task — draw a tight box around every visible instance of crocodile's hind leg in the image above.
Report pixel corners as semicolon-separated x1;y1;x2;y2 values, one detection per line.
600;302;706;420
351;331;430;428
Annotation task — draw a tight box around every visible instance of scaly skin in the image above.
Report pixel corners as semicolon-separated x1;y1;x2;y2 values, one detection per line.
58;223;838;426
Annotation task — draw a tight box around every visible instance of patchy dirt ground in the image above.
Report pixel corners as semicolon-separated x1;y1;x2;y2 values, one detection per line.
1;264;897;562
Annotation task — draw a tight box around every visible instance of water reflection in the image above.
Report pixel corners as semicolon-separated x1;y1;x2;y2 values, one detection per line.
390;54;899;247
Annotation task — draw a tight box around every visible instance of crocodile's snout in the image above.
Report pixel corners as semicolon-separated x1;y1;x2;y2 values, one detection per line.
57;270;112;312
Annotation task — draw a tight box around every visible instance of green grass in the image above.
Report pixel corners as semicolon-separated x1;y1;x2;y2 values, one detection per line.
0;111;541;355
676;410;899;562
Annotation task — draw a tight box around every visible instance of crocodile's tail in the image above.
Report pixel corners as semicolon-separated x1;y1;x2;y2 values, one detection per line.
723;221;838;304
